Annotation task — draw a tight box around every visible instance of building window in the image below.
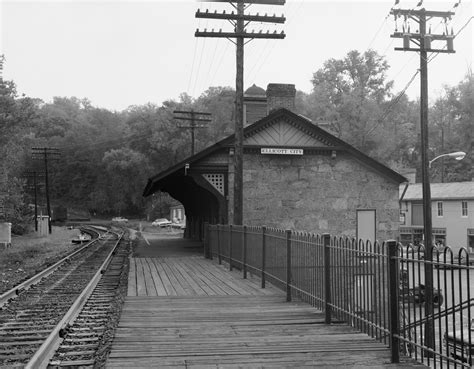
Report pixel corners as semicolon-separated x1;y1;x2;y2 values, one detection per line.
412;203;423;226
462;201;468;217
437;202;443;217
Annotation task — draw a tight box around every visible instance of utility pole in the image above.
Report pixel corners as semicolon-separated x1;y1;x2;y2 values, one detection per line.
24;171;45;232
32;148;60;234
174;110;212;156
390;6;455;357
195;0;285;225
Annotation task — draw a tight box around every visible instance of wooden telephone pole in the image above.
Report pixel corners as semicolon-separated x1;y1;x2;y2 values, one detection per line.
390;6;455;357
174;110;212;156
195;0;286;225
24;171;45;232
31;147;60;234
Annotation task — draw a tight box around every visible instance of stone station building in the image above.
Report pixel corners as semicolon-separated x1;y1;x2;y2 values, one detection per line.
143;84;407;242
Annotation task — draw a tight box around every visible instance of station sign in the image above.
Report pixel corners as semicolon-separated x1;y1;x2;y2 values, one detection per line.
261;148;303;155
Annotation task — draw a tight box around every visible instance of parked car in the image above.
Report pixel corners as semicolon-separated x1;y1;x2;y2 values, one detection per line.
400;268;444;307
444;319;473;365
171;221;186;230
399;246;424;259
112;216;128;222
152;218;172;227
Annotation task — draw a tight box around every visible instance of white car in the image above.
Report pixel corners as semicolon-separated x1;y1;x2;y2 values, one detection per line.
152;218;172;227
172;221;186;230
112;216;128;222
444;319;473;365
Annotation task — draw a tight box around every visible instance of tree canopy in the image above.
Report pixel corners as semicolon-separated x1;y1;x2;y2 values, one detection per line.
0;51;472;232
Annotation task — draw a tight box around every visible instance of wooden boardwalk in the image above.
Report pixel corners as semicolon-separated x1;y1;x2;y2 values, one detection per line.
127;256;279;297
106;234;426;368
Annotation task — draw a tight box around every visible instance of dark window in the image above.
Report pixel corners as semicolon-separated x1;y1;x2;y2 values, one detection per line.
412;203;423;226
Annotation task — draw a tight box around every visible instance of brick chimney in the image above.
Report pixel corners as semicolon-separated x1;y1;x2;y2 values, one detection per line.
266;83;296;114
243;84;267;126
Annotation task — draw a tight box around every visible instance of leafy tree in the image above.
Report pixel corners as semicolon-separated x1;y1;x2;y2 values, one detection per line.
308;50;394;154
429;74;473;182
0;56;41;228
124;102;188;172
101;148;151;214
3;44;472;228
194;86;235;148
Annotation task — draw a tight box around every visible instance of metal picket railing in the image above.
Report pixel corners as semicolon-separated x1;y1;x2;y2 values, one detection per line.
204;223;473;368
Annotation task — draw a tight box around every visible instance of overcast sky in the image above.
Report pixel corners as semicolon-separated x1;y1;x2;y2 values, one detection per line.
1;0;472;111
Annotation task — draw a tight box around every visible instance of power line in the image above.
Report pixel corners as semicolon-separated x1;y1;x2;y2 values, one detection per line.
247;0;304;86
192;37;208;97
454;15;473;37
390;6;456;356
174;110;212;155
187;32;200;94
367;4;472;140
374;69;420;130
196;0;286;225
205;38;221;86
209;40;231;86
367;12;391;51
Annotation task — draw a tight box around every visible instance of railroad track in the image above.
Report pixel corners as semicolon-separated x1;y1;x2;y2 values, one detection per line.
0;226;129;368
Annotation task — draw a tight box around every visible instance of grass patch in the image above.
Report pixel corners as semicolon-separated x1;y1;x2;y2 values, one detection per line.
0;226;82;294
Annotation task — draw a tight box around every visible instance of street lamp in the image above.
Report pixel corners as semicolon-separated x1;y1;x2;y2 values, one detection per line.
422;149;466;355
429;151;466;168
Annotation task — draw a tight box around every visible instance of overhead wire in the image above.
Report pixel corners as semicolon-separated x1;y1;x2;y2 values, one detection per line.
209;40;231;87
246;0;304;86
243;1;282;84
427;14;473;65
63;1;473;157
374;12;471;132
187;14;201;94
383;0;466;99
204;37;221;88
364;0;471;135
367;11;392;51
204;2;234;89
192;5;211;98
192;37;207;97
375;69;420;130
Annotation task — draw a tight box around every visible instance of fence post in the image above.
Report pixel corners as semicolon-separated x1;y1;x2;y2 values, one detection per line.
286;229;292;302
261;226;266;289
229;224;233;271
203;222;209;258
323;233;331;324
209;224;213;260
387;239;400;363
243;226;247;279
217;225;222;265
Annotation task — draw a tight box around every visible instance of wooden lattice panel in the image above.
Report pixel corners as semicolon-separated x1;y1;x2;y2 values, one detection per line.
203;174;225;195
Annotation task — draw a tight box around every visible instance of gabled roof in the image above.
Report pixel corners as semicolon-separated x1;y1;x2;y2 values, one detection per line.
401;182;474;201
143;108;407;196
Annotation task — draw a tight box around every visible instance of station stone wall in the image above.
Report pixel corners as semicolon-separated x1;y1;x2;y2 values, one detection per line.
243;151;400;241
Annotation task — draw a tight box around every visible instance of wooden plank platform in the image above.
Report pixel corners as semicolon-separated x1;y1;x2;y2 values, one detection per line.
127;256;280;297
107;295;425;368
107;236;426;368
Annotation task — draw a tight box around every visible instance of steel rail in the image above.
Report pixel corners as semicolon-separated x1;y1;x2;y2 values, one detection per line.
25;231;125;369
0;227;100;308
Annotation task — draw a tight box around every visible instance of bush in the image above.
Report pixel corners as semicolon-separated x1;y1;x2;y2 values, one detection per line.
11;222;29;235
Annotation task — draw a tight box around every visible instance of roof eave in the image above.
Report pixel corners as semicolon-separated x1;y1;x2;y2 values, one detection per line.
143;107;408;196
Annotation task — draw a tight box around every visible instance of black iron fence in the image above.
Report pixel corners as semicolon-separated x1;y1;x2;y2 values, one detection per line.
205;224;473;368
